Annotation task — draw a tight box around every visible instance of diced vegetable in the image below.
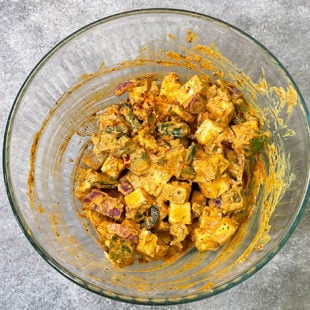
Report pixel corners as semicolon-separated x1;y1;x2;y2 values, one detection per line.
221;187;245;212
125;171;147;190
174;75;208;113
115;80;139;96
119;103;141;131
157;122;191;137
101;154;125;179
171;104;195;122
128;148;149;175
97;105;123;130
169;202;191;224
82;209;105;228
128;80;150;104
159;72;182;100
105;235;136;267
92;131;131;154
211;217;238;244
117;175;134;195
232;120;270;156
97;219;140;244
191;190;207;216
83;190;124;220
185;144;197;164
193;153;229;182
194;228;220;251
124;188;152;210
132;128;158;150
195;118;223;145
75;72;270;267
170;223;189;249
225;149;245;183
178;166;196;180
160;181;191;204
142;166;172;197
137;228;158;258
141;205;160;230
206;83;235;126
102;124;129;136
75;169;117;198
198;175;231;199
194;207;238;251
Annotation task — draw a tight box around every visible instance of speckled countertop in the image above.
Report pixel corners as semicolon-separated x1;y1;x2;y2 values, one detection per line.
0;1;309;309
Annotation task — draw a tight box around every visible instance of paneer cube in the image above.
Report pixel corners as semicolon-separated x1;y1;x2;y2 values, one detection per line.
195;118;223;145
206;86;235;126
194;207;238;251
124;188;152;220
124;188;151;210
101;154;125;179
171;104;195;123
169;202;191;224
143;165;172;197
161;145;186;178
194;228;220;251
132;129;158;150
193;153;229;182
126;171;146;189
160;181;191;204
175;75;208;113
211;218;238;244
199;176;231;199
129;80;150;104
137;228;158;258
159;72;182;101
98;104;123;129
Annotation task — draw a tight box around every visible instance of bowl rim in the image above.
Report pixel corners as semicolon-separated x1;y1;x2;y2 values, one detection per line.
3;8;310;305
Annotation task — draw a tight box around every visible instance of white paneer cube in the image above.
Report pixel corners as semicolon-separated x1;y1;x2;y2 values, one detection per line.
211;218;238;245
159;72;182;100
143;166;172;197
169;202;191;224
124;188;151;209
101;155;125;179
195;118;223;145
137;228;158;258
175;75;208;113
194;228;220;251
161;181;191;204
199;176;231;199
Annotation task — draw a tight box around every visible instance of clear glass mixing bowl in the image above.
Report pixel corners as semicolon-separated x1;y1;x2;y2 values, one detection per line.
3;9;309;305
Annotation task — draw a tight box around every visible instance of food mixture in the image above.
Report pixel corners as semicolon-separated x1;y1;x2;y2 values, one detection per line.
75;72;270;267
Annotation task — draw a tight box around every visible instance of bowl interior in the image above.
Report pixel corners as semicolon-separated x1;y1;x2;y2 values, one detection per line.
4;10;309;304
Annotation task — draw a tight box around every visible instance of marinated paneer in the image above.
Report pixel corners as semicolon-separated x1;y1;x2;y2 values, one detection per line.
75;73;270;267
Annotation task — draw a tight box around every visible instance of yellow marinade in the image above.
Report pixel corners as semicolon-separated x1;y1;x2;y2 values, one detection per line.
75;72;270;267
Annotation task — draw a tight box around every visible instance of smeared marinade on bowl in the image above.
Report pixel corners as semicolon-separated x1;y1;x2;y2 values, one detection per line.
27;29;296;283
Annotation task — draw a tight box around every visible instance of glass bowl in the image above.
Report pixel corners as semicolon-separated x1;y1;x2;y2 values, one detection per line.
3;9;309;305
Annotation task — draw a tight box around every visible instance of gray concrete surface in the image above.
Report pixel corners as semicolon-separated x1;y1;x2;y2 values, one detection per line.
0;1;309;309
